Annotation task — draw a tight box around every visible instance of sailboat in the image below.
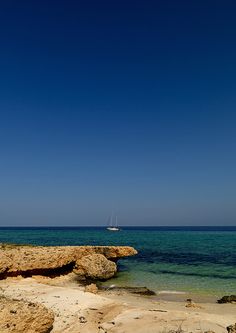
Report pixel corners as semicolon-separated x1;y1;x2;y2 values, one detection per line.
107;214;120;231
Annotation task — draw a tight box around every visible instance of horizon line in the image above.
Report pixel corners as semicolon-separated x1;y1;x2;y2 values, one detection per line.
0;225;235;228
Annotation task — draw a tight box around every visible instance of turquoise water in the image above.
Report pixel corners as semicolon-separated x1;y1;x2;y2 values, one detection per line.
0;227;235;297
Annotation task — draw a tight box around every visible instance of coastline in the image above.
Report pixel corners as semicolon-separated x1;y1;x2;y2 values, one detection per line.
100;281;220;304
1;226;235;298
0;243;235;332
0;241;231;304
100;272;233;304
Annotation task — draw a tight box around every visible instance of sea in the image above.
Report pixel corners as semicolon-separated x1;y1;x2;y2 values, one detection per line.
0;226;235;300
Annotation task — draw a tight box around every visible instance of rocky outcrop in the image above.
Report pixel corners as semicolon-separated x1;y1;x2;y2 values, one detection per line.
0;253;9;274
0;244;137;280
74;254;117;280
84;283;99;294
227;323;236;333
217;295;236;304
0;296;54;333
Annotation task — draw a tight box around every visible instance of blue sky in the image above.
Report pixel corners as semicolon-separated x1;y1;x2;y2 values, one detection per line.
0;1;236;226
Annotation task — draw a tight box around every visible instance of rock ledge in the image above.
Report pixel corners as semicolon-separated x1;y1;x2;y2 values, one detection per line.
0;245;137;280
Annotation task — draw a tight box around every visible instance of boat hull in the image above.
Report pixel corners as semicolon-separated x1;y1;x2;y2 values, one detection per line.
107;227;120;231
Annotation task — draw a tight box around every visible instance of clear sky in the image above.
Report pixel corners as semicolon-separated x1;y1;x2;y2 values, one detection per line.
0;0;236;226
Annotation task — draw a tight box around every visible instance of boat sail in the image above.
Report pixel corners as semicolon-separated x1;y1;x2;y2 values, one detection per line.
107;214;120;231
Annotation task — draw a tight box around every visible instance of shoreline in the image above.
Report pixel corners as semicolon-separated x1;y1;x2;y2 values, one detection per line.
0;242;233;304
100;275;230;304
0;243;235;332
99;283;220;304
104;283;235;305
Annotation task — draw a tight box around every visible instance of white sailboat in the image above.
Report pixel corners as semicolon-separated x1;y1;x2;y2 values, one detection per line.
107;214;120;231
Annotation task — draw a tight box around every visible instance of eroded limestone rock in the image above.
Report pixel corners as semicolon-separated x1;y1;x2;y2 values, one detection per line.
227;323;236;333
0;253;9;274
84;283;98;294
217;295;236;304
0;245;137;280
74;254;117;280
0;296;54;333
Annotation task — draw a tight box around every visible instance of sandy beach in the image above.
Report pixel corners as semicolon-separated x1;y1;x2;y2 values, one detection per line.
0;275;235;333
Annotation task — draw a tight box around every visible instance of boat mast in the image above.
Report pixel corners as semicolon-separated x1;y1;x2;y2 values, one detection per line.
110;212;113;227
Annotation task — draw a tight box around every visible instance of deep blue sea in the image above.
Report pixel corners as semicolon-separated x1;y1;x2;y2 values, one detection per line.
0;226;235;298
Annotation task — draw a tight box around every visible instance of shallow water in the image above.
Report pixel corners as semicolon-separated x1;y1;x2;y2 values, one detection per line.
0;226;235;298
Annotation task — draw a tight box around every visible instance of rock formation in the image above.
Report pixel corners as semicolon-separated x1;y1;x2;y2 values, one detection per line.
0;296;54;333
84;283;98;294
0;244;137;280
74;253;117;279
227;323;236;333
0;253;9;275
217;295;236;303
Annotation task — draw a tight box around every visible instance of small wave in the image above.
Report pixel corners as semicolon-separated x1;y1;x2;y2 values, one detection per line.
158;290;186;295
